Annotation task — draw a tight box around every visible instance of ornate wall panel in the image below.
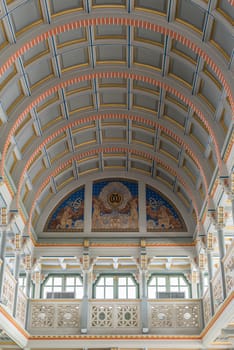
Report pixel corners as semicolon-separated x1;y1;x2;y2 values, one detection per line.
44;186;84;231
92;179;139;231
146;186;186;231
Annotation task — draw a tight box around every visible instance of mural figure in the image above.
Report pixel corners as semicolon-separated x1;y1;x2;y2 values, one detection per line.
45;187;84;231
146;186;186;231
92;180;139;231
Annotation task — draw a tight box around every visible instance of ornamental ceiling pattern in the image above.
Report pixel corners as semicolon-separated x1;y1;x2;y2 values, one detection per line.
0;0;233;241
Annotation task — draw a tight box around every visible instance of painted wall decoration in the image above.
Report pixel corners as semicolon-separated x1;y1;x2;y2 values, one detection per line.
92;180;139;231
45;187;84;231
146;186;186;231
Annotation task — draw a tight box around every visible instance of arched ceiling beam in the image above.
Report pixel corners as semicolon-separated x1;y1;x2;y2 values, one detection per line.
17;112;209;208
27;146;200;238
0;71;222;179
0;17;232;108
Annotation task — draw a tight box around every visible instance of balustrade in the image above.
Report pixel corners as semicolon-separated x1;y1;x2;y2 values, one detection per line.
89;300;141;334
15;287;27;326
28;299;202;335
203;289;212;325
1;264;16;314
223;241;234;297
149;299;202;334
212;268;224;312
28;300;81;335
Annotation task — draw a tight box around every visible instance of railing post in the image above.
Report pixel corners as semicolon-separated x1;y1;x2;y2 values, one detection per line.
207;250;215;316
216;226;227;300
13;233;22;317
0;229;7;301
140;240;149;334
80;240;91;334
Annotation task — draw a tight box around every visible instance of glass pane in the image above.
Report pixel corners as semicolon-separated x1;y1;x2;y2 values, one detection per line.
97;277;104;285
54;286;62;292
45;277;53;286
43;286;51;298
128;286;136;298
118;277;127;285
149;277;156;286
127;277;135;285
148;287;156;298
75;287;83;298
157;277;166;285
75;277;82;285
66;277;75;285
180;286;189;296
170;277;179;285
66;286;75;292
118;286;127;298
179;277;187;286
54;277;62;285
158;286;166;292
96;287;104;298
170;286;179;292
105;287;114;298
106;277;114;285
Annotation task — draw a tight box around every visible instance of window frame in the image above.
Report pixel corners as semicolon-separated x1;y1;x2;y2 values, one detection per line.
41;273;83;299
148;273;191;299
93;274;139;299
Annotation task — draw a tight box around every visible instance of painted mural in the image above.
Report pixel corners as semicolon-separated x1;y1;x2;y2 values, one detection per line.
92;180;139;231
45;187;84;231
146;186;186;231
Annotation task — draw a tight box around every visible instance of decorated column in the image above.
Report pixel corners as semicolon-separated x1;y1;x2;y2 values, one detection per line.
13;233;22;316
0;229;7;301
24;255;32;298
216;206;227;300
80;239;91;333
206;232;215;316
139;239;149;333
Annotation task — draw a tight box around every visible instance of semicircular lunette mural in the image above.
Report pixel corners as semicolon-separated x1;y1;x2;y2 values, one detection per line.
92;179;139;232
45;186;85;231
146;185;187;232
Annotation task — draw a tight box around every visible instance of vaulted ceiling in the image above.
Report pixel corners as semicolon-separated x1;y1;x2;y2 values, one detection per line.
0;0;233;242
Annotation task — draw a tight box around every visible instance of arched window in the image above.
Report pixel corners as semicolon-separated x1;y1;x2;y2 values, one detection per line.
148;274;191;299
94;275;138;299
42;274;83;299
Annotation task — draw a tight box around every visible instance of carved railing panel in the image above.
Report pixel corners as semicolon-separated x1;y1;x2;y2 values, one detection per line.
212;268;223;312
89;301;140;332
29;301;81;334
149;300;202;333
203;289;212;325
16;288;27;326
91;305;113;327
223;242;234;297
2;265;16;314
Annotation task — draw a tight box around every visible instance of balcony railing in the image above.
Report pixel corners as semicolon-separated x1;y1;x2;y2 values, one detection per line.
27;298;202;335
